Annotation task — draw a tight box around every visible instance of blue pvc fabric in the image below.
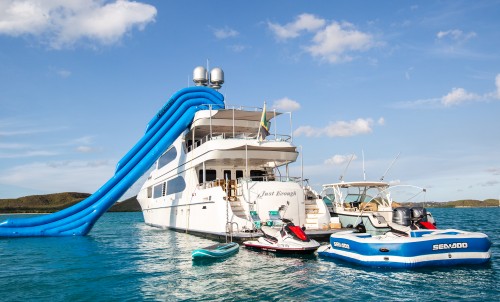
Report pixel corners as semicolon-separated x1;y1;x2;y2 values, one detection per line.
0;86;224;237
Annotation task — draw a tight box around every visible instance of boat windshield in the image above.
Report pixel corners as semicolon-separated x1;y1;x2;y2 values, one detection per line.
322;183;392;208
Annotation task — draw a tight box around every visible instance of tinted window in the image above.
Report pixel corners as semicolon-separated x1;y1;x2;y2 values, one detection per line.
166;176;186;195
250;170;265;181
153;183;164;198
198;169;217;183
158;147;177;169
206;169;217;182
236;170;243;179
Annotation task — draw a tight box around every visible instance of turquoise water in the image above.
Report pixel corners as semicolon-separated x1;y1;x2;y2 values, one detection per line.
1;208;498;301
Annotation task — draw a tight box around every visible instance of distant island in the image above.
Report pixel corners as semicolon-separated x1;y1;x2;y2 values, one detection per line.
0;192;141;214
0;193;498;214
394;199;499;208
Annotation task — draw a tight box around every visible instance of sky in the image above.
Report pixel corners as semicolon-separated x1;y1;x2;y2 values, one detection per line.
0;0;499;202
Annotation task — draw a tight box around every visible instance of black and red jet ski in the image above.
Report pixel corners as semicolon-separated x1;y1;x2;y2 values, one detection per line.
243;219;320;254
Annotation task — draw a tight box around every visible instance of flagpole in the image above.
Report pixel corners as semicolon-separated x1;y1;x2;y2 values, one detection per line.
257;107;261;141
257;101;266;142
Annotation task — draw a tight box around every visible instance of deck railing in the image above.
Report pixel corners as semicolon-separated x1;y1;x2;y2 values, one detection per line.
186;132;292;153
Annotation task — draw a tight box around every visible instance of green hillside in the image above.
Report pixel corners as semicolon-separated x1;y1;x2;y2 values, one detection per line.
107;196;141;212
398;199;499;208
1;193;497;214
0;192;91;213
0;193;141;213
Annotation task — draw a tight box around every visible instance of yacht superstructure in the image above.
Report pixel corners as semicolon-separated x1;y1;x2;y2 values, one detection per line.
137;67;331;240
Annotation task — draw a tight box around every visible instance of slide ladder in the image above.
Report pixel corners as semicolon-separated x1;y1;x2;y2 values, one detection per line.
0;86;224;237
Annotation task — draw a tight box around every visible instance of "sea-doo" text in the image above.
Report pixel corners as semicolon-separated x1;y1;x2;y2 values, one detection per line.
432;242;468;250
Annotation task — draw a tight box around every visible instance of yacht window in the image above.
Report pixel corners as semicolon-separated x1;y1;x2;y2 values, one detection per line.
153;183;164;198
147;187;152;198
198;169;217;183
157;147;177;170
223;170;231;180
250;170;265;181
206;169;217;182
166;176;186;195
236;170;243;179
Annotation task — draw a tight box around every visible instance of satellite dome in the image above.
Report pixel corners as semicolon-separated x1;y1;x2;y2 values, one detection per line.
193;66;208;86
210;68;224;89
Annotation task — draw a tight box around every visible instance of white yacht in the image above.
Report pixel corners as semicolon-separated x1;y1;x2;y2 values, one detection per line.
137;67;331;241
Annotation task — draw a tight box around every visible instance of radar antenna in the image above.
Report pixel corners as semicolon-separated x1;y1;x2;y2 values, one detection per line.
339;154;355;182
380;152;401;181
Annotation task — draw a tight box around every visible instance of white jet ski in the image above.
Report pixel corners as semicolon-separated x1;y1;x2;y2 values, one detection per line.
243;219;320;254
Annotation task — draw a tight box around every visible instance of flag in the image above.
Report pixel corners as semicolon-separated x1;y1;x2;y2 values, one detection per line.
258;102;270;141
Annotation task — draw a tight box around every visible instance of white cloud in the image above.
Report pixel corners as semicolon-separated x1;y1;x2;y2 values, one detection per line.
0;150;59;159
294;117;381;138
405;67;414;80
268;14;375;64
0;0;157;49
495;74;500;99
76;146;95;153
268;13;325;40
0;160;113;193
0;124;66;136
306;21;374;63
395;74;500;109
213;26;239;39
441;87;480;107
57;69;71;78
272;97;301;111
324;154;357;165
437;29;477;42
229;44;246;52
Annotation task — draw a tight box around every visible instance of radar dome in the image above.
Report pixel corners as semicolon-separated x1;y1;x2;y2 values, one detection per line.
193;66;208;86
210;68;224;89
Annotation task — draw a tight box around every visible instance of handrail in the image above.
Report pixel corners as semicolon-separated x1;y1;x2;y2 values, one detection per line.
186;132;292;153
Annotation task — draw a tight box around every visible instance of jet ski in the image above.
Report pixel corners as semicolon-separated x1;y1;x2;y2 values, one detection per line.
243;219;320;254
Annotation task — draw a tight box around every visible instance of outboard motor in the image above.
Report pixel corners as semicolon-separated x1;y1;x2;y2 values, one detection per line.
411;207;427;222
411;207;437;229
392;207;411;226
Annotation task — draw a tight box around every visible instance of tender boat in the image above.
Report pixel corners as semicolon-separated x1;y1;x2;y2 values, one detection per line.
318;228;492;268
137;66;332;241
192;242;239;260
320;181;436;235
243;217;320;254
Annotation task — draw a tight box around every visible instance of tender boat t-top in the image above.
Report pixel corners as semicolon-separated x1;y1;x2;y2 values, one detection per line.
321;181;436;235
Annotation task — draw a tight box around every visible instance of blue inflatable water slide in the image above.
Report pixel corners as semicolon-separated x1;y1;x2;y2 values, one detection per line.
0;86;224;237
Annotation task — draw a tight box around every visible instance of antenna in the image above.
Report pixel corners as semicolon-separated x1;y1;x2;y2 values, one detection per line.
362;150;366;181
339;154;355;181
380;152;401;181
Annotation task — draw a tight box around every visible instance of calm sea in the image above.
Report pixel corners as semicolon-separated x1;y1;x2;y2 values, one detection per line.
0;207;498;301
